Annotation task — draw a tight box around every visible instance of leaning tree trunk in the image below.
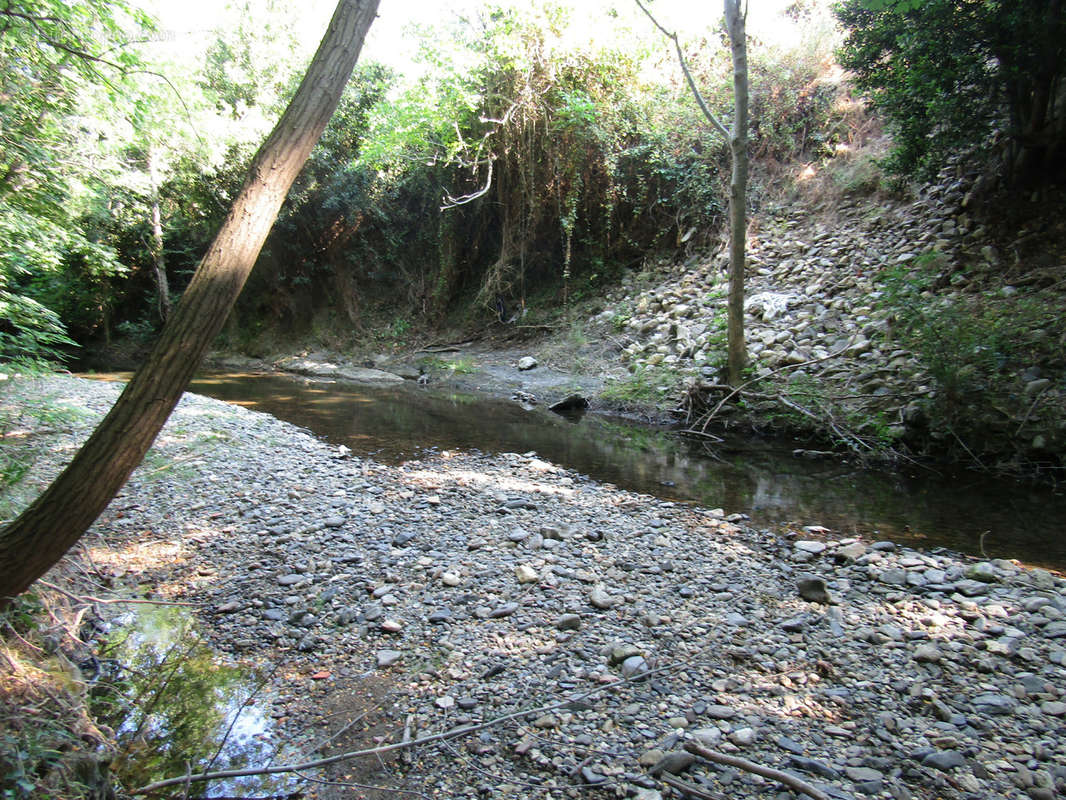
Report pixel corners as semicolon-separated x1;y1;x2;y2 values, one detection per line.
724;0;748;386
0;0;380;607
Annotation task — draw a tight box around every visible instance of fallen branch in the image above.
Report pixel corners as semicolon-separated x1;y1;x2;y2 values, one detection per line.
949;428;988;472
694;340;856;428
659;773;727;800
684;742;829;800
38;580;202;607
1015;393;1044;436
416;339;478;353
132;655;697;795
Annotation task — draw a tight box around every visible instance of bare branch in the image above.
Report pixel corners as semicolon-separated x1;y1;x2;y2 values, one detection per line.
685;742;830;800
698;339;858;426
37;580;202;607
633;0;730;139
441;157;494;210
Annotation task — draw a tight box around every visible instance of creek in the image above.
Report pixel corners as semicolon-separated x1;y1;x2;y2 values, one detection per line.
75;369;1065;794
170;371;1066;570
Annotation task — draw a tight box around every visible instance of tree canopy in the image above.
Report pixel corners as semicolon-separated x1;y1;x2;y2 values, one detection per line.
835;0;1066;181
0;0;853;361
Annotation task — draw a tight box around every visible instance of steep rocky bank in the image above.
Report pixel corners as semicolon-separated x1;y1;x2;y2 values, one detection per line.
584;169;1066;476
4;375;1066;799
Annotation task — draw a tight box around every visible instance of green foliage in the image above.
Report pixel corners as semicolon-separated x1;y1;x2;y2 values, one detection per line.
419;356;477;374
0;0;860;351
0;291;77;362
444;357;477;374
878;254;1064;424
601;364;679;409
835;0;1066;180
0;0;152;355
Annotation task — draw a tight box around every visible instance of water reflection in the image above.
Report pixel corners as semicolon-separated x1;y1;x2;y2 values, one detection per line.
180;372;1066;569
86;371;1066;568
92;606;298;797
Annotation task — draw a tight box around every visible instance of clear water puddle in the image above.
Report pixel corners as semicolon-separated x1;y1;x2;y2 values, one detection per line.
92;605;303;797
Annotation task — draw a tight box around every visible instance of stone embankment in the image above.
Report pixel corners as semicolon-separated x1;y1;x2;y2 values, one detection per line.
10;376;1066;799
599;173;1063;464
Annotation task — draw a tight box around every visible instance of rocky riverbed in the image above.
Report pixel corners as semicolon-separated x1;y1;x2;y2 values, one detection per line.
7;375;1066;800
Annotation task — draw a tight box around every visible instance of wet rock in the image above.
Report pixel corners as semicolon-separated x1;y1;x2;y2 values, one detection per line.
649;751;696;777
548;394;590;413
797;575;832;604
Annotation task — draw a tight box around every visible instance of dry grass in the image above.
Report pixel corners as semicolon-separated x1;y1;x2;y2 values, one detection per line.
1;581;115;799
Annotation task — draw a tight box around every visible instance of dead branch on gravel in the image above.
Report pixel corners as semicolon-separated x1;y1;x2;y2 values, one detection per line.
659;773;727;800
684;742;829;800
38;580;202;607
132;656;697;795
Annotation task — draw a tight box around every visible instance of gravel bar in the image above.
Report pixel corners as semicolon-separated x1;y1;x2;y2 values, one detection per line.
7;375;1066;800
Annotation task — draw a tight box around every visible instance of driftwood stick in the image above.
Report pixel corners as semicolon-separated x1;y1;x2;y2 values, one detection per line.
684;742;829;800
133;656;693;795
37;580;202;607
659;773;727;799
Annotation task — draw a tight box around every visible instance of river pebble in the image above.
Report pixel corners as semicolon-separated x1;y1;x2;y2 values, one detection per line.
15;375;1066;800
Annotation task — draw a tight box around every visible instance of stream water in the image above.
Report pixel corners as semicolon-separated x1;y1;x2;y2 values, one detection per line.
171;371;1066;570
92;605;305;797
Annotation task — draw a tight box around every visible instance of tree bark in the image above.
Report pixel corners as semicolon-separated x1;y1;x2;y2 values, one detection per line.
724;0;748;386
634;0;748;386
148;149;171;323
0;0;380;607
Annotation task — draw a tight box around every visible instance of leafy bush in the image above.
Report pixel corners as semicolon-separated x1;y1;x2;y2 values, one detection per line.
836;0;1066;181
878;254;1064;424
0;292;77;363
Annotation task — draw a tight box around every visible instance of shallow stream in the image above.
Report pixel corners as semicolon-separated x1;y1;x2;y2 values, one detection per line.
80;369;1065;792
174;371;1066;570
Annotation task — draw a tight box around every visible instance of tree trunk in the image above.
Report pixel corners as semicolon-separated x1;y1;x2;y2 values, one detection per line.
724;0;748;386
633;0;749;384
0;0;380;607
148;150;171;323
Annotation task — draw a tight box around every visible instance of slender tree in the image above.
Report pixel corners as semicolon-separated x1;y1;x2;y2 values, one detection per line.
0;0;380;607
636;0;749;385
723;0;748;386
